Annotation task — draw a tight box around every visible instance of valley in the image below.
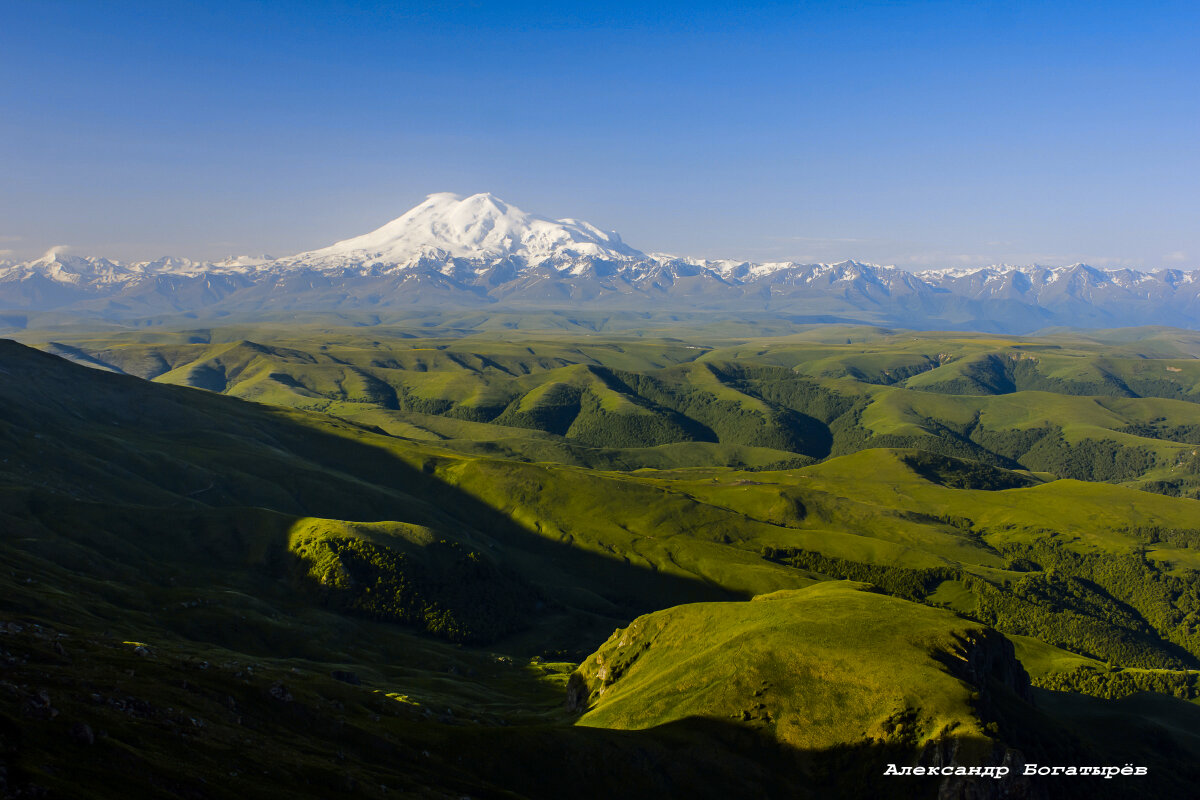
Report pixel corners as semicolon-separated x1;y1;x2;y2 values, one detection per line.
2;321;1200;797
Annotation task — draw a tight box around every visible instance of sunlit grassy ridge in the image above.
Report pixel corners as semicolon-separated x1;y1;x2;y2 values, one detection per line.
32;324;1200;491
573;582;1001;750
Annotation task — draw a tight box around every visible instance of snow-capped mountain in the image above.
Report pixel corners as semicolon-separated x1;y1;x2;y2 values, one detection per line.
2;193;1197;333
281;192;645;270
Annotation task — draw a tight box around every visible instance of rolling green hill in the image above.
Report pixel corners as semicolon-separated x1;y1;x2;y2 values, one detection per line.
27;325;1200;494
4;324;1200;798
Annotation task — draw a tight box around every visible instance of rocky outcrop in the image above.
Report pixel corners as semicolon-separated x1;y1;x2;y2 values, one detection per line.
941;629;1034;705
924;738;1043;800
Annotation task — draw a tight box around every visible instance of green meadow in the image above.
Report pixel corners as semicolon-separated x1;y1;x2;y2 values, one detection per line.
3;319;1200;797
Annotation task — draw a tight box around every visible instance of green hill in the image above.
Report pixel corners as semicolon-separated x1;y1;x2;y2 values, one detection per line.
570;582;1200;798
5;325;1200;798
31;325;1200;491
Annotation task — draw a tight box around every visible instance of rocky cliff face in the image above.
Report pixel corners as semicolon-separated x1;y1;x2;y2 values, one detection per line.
926;739;1043;800
938;629;1034;705
923;631;1044;799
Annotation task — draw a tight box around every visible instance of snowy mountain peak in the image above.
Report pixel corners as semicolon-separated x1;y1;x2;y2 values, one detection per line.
32;247;95;269
3;193;1199;332
283;192;646;269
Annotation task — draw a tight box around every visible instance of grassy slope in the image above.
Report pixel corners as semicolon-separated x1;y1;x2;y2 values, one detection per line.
5;325;1200;796
571;582;1200;798
30;326;1200;486
575;582;997;749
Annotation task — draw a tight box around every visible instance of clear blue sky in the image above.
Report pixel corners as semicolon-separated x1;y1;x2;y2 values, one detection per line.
2;1;1197;268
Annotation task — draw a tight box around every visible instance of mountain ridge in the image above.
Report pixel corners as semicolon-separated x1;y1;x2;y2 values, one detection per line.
3;193;1198;332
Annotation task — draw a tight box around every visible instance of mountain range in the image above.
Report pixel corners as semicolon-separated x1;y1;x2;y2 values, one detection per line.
3;192;1198;333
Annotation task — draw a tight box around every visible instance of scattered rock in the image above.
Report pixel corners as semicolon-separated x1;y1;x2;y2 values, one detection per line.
23;689;57;720
68;723;94;745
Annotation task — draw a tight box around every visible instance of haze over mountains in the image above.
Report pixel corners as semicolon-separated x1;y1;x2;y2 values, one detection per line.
2;192;1197;333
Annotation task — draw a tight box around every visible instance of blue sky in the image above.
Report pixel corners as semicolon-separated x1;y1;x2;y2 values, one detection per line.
2;1;1197;268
